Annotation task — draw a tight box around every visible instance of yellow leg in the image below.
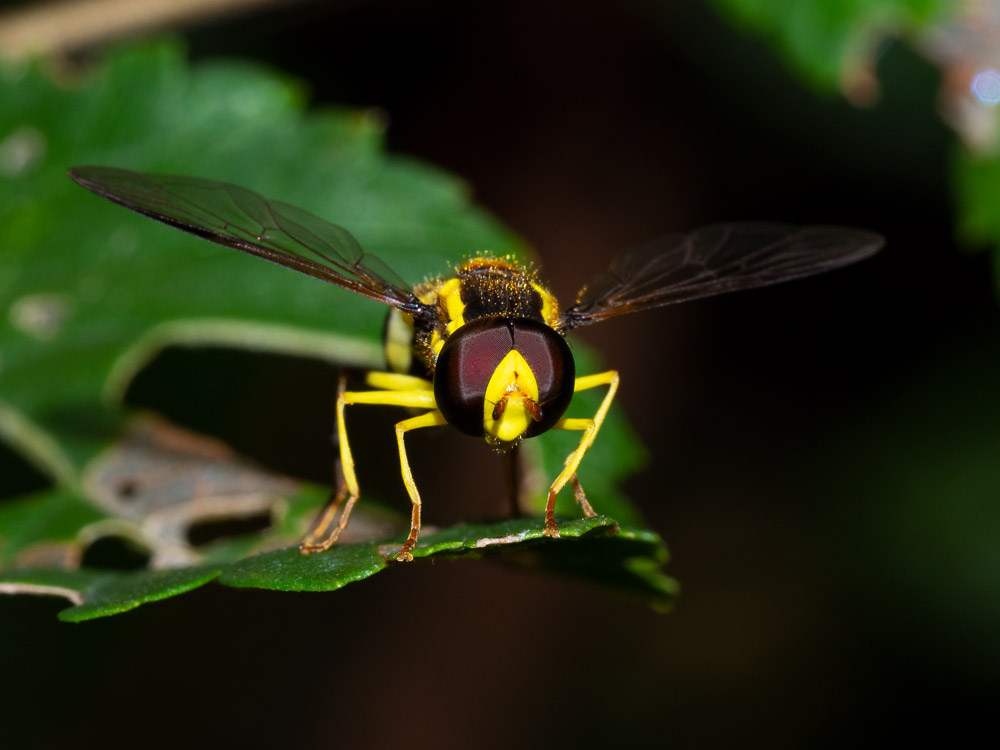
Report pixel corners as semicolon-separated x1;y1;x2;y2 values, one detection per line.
365;371;433;391
300;374;354;554
543;370;619;538
299;371;436;555
394;410;449;561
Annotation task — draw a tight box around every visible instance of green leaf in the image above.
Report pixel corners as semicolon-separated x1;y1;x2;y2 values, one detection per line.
955;150;1000;235
0;41;667;615
0;565;221;622
0;488;107;568
0;515;675;620
0;41;527;475
953;151;1000;294
57;565;222;622
218;540;388;592
708;0;948;93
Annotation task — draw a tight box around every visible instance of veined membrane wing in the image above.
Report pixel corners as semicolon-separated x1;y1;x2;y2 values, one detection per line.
559;223;884;330
68;166;432;317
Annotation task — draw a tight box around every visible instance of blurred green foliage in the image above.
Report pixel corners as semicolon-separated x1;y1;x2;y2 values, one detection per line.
956;152;1000;272
0;42;523;471
709;0;948;92
710;0;1000;280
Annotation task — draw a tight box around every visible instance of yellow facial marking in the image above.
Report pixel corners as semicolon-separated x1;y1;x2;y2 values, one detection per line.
483;350;540;445
531;281;561;329
429;329;444;359
436;277;466;334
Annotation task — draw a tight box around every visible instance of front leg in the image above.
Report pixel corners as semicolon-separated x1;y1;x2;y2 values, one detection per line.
300;373;359;554
542;370;619;538
299;371;436;555
392;410;448;561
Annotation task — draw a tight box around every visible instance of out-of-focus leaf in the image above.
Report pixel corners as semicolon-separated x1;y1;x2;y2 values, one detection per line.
955;150;1000;237
0;41;664;613
0;488;107;568
0;41;525;474
708;0;948;94
705;3;1000;299
953;151;1000;291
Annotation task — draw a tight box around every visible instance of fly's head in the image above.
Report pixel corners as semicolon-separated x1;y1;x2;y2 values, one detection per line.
433;317;575;450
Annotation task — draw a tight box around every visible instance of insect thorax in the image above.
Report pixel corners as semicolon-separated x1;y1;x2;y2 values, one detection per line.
383;256;561;376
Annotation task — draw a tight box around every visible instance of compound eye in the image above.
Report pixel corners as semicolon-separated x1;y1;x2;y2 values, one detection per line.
434;318;515;436
433;318;576;440
510;320;574;437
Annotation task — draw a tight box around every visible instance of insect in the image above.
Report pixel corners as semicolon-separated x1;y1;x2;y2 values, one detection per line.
68;166;884;561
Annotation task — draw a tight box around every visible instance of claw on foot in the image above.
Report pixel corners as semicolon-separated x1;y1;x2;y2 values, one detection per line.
299;489;355;555
299;531;341;555
543;521;561;539
299;542;328;555
395;543;415;562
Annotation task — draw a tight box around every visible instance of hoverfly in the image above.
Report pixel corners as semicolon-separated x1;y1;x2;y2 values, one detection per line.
68;166;884;561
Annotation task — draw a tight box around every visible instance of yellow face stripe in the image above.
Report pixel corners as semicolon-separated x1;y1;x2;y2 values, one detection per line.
429;329;444;359
483;350;539;445
531;282;560;329
436;277;466;334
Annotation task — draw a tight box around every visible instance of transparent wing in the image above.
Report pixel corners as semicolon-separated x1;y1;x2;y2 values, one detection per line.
68;166;433;316
559;223;884;330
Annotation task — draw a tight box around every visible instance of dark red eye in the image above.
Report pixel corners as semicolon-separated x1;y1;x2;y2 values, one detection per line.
510;320;574;437
433;317;575;438
434;318;512;436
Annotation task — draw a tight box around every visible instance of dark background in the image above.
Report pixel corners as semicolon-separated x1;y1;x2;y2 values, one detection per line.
3;1;998;747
